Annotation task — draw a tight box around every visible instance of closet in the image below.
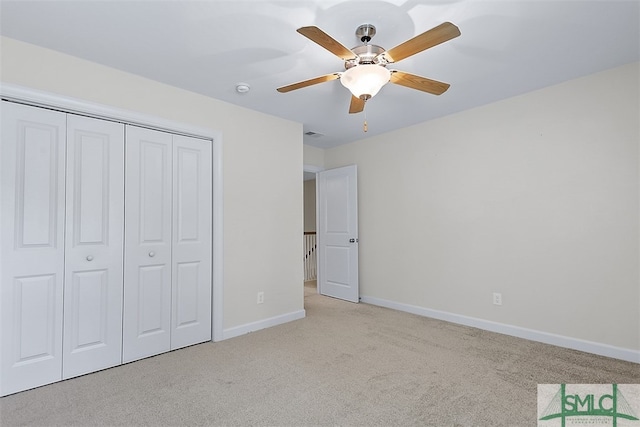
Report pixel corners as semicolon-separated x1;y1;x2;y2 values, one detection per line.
0;101;212;396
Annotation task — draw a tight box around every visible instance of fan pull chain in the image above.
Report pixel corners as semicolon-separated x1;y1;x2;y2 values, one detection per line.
363;109;368;132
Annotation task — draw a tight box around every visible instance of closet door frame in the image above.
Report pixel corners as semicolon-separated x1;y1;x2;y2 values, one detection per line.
1;84;224;343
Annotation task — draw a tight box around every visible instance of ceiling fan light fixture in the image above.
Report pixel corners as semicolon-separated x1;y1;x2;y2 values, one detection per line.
340;64;390;100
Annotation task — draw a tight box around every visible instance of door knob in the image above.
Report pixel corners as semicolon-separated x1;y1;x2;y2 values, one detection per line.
149;251;155;257
349;238;355;243
86;255;94;261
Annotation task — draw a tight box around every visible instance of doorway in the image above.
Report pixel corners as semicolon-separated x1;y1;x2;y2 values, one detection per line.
302;164;359;303
303;166;320;298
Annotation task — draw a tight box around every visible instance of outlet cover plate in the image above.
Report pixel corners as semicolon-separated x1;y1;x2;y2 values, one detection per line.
493;292;502;306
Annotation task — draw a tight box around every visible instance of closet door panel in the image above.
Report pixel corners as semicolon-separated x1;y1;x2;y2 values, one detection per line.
171;135;212;350
63;115;124;379
123;126;172;363
0;102;66;396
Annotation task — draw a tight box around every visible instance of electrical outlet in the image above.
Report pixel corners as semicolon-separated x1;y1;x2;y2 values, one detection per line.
257;292;264;304
493;292;502;306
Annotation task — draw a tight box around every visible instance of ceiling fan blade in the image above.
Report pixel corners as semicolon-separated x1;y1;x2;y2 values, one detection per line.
349;95;365;114
297;26;358;61
277;73;340;93
383;22;460;63
389;70;451;95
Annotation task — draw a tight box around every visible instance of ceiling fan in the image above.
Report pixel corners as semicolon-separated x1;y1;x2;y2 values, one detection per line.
277;22;461;114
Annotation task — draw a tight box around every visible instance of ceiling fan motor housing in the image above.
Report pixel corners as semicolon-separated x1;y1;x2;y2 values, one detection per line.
345;44;386;69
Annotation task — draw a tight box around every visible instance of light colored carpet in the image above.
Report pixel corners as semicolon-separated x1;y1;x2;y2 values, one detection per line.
1;284;638;426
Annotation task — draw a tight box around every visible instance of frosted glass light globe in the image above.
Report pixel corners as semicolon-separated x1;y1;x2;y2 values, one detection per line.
340;64;390;99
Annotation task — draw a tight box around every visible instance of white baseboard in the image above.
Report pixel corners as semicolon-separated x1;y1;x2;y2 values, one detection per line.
221;309;306;341
360;296;639;364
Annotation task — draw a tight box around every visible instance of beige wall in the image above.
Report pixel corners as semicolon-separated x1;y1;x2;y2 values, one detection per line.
304;179;316;233
0;37;304;331
303;144;324;168
303;144;321;233
325;62;640;352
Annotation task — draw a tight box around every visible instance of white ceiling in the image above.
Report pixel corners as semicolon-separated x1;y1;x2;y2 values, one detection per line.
1;1;638;149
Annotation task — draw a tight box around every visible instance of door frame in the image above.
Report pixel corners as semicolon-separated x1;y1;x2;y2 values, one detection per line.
1;83;225;342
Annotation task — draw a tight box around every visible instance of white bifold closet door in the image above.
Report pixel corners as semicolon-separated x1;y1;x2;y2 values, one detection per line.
0;103;125;395
0;103;67;396
62;115;124;379
123;126;211;363
170;134;212;350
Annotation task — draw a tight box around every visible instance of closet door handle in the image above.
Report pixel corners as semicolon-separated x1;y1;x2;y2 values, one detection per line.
148;251;155;257
86;255;94;261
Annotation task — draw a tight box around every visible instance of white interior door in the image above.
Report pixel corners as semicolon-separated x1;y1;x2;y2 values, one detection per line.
317;165;359;303
123;126;173;363
63;115;124;379
171;135;212;350
0;102;66;396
